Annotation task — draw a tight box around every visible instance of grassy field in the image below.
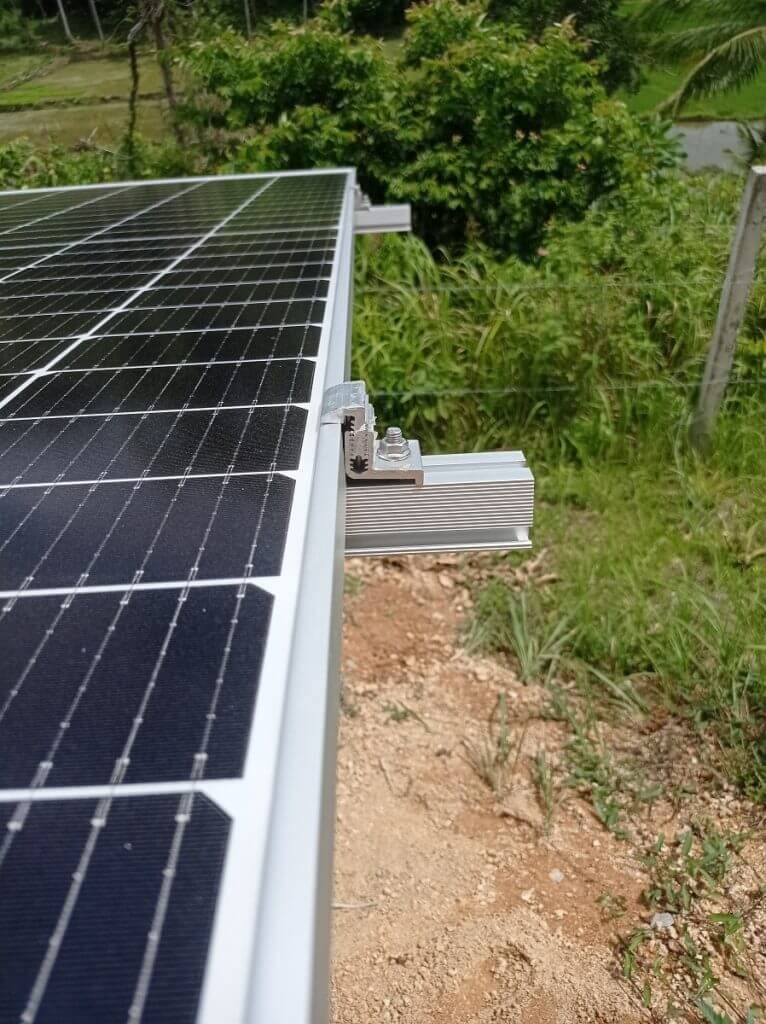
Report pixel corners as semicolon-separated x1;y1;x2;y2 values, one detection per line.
0;52;166;147
623;66;766;121
0;98;168;147
0;54;162;108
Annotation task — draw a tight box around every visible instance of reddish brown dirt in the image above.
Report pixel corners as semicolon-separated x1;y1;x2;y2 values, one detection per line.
331;556;766;1024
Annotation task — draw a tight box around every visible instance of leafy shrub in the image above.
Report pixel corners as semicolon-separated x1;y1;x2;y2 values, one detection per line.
0;0;39;52
487;0;642;92
392;17;677;252
0;140;117;190
227;105;358;172
402;0;486;66
180;24;392;126
0;137;202;190
319;0;409;35
182;6;677;255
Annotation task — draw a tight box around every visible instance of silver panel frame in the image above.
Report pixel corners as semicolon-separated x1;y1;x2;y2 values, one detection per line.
244;176;355;1023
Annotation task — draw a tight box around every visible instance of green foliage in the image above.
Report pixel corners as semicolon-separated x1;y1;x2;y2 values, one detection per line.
470;587;571;682
488;0;643;92
401;0;486;66
227;105;358;172
319;0;409;35
180;24;392;127
391;17;676;252
353;172;749;459
0;1;40;52
0;138;116;188
642;827;745;913
0;135;202;190
181;7;678;254
635;0;766;115
470;448;766;799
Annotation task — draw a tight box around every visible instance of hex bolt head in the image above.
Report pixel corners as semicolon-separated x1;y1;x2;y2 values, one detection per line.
378;426;411;462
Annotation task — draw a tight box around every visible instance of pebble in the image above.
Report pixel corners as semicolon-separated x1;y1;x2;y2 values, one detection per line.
650;912;675;932
549;868;565;884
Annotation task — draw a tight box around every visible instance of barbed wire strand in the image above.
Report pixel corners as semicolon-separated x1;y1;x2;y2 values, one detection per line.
357;277;764;295
368;377;766;399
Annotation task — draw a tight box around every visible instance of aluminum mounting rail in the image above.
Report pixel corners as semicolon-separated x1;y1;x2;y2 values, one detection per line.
345;451;534;555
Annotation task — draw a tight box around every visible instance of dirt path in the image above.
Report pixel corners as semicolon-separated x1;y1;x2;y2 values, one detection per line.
331;557;765;1024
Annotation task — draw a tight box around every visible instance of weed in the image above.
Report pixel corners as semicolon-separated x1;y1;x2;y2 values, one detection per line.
596;891;628;920
699;1001;762;1024
463;693;523;796
709;913;748;978
642;826;746;915
383;701;430;732
532;751;557;833
621;928;651;981
470;586;572;684
566;730;630;839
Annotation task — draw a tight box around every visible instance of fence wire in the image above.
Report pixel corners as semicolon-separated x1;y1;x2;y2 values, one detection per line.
368;377;766;400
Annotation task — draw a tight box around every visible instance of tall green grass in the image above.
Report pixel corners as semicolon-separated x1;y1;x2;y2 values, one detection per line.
353;171;765;463
352;168;766;797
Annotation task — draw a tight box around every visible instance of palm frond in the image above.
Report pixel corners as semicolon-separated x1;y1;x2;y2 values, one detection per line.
634;0;765;31
658;25;766;115
650;21;759;59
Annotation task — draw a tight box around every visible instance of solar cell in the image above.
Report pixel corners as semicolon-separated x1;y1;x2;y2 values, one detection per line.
0;794;229;1024
0;168;354;1022
0;586;272;786
0;473;295;591
2;359;315;418
59;324;322;369
0;340;70;374
0;406;307;486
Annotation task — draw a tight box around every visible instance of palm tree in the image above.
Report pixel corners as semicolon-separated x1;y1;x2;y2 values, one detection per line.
636;0;766;115
55;0;75;44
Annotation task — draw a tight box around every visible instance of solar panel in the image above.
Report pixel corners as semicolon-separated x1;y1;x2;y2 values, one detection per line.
0;169;356;1022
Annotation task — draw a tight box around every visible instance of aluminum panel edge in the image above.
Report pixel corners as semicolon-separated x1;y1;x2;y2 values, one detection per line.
245;173;356;1024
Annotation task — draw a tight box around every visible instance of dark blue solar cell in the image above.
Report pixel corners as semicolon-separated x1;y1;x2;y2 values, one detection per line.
3;359;314;418
0;371;32;405
100;298;325;338
0;793;229;1024
0;340;69;374
0;585;271;786
0;406;307;486
65;324;321;370
0;473;295;590
0;311;104;343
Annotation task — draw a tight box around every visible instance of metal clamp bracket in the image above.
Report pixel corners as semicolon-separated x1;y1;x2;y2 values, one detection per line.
321;381;423;485
323;381;535;555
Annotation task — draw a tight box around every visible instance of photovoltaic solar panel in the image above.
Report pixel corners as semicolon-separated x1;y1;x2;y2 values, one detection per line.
0;169;355;1023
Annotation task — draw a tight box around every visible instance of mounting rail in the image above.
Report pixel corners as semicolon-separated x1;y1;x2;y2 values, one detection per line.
353;188;411;234
322;382;534;556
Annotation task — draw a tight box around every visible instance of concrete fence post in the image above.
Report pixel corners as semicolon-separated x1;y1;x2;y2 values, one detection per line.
691;166;766;452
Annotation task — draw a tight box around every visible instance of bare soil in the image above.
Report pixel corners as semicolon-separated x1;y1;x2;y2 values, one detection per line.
331;556;766;1024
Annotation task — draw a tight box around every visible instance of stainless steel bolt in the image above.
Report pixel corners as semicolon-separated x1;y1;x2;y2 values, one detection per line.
378;426;411;462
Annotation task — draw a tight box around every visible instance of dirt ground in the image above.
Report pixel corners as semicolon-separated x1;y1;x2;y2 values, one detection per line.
331;556;766;1024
